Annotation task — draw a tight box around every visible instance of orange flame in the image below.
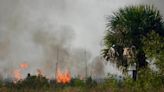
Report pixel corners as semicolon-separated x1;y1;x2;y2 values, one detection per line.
56;68;71;84
13;69;22;83
20;63;29;69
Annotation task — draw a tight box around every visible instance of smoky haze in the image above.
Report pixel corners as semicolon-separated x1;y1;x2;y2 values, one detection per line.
0;0;163;80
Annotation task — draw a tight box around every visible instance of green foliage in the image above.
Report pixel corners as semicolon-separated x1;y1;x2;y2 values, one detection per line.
142;31;164;57
122;69;164;92
102;5;164;75
10;75;50;90
0;74;164;92
1;4;164;92
106;5;163;48
85;77;97;88
142;31;164;74
70;78;85;87
103;76;118;91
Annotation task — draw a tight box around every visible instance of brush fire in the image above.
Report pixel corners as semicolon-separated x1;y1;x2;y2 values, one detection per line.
13;63;29;83
56;68;71;84
12;63;72;84
13;69;22;83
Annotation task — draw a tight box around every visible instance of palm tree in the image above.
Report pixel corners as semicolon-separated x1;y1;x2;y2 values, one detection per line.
102;5;164;79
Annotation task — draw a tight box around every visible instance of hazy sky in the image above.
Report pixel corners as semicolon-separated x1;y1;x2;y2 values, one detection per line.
0;0;163;79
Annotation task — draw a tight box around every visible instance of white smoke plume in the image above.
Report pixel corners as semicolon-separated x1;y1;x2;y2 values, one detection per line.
0;0;163;80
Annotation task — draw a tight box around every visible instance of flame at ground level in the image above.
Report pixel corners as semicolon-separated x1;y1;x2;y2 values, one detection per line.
56;68;71;84
13;69;22;83
12;63;72;84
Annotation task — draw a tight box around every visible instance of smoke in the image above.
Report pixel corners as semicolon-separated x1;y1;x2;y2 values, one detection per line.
32;23;92;78
32;24;74;77
89;56;105;78
0;0;163;80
